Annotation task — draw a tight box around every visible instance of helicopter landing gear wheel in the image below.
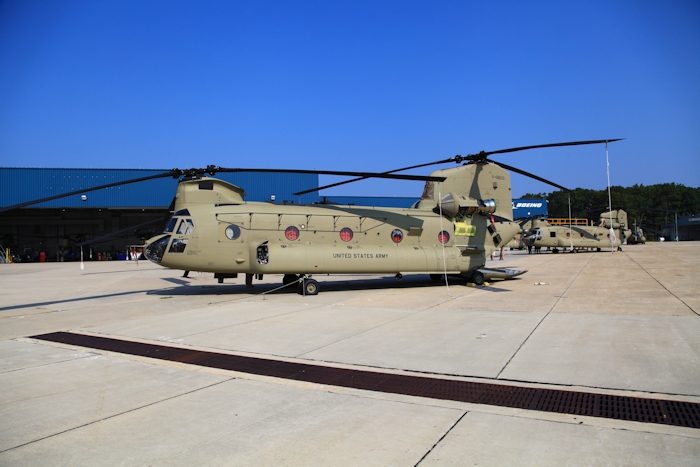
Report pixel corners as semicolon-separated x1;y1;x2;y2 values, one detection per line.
430;274;443;281
283;274;299;286
470;271;485;286
298;278;319;295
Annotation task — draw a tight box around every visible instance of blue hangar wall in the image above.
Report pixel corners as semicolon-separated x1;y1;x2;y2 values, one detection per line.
0;168;320;208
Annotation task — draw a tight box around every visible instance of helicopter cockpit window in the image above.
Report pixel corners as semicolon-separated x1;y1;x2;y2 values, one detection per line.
176;218;195;235
173;209;190;216
164;217;178;233
169;238;188;253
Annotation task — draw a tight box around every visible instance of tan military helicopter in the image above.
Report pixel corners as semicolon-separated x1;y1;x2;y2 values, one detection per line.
628;222;646;244
522;209;630;253
2;139;620;293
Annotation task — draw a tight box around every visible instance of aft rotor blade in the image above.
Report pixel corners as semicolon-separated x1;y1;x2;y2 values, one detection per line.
0;170;179;213
294;158;456;196
214;167;446;182
470;139;624;161
494;161;570;192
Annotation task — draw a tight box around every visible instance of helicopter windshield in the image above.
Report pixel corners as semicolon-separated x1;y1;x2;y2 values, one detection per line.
164;217;195;235
176;218;195;235
164;217;177;233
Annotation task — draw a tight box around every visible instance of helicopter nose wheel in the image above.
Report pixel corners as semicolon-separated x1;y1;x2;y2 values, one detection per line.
298;277;319;295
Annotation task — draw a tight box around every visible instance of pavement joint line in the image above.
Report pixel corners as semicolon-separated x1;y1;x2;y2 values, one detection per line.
414;411;469;466
495;254;594;379
0;377;235;455
483;410;700;440
0;345;97;374
623;251;699;317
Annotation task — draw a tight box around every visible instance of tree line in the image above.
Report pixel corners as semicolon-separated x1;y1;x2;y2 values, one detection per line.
521;183;700;237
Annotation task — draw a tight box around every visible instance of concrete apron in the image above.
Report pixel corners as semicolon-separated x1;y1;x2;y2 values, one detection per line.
1;242;699;465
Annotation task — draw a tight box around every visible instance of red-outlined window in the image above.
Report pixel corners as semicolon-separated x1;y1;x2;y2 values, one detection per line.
340;227;353;242
438;230;450;244
285;226;300;241
391;229;403;243
566;232;570;237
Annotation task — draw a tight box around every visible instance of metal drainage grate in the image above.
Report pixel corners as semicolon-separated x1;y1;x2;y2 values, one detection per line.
32;332;700;429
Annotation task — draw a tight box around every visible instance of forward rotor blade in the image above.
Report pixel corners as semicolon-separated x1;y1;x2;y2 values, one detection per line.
493;161;570;192
75;219;164;247
470;139;624;161
214;167;446;182
0;170;179;213
293;158;456;196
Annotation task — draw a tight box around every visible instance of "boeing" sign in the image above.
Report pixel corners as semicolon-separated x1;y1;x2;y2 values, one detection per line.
511;199;548;218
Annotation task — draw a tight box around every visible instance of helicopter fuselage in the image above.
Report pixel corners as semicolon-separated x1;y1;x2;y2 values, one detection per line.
146;200;520;276
523;211;631;251
143;174;521;278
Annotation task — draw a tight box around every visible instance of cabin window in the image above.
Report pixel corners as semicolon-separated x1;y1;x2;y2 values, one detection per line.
285;226;300;241
225;225;241;240
257;244;269;265
438;230;450;244
339;228;353;242
391;229;403;243
566;232;570;237
550;231;556;238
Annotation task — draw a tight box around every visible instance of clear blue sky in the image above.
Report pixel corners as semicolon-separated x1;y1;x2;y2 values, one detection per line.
1;0;698;198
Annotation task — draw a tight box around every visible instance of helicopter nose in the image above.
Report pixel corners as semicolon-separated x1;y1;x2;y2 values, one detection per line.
144;234;170;264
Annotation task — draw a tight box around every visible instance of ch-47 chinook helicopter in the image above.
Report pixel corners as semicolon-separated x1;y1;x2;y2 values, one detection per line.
523;209;631;253
1;139;620;294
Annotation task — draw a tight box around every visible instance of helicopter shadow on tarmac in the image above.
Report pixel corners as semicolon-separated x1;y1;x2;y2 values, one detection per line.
148;274;514;297
0;290;159;313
